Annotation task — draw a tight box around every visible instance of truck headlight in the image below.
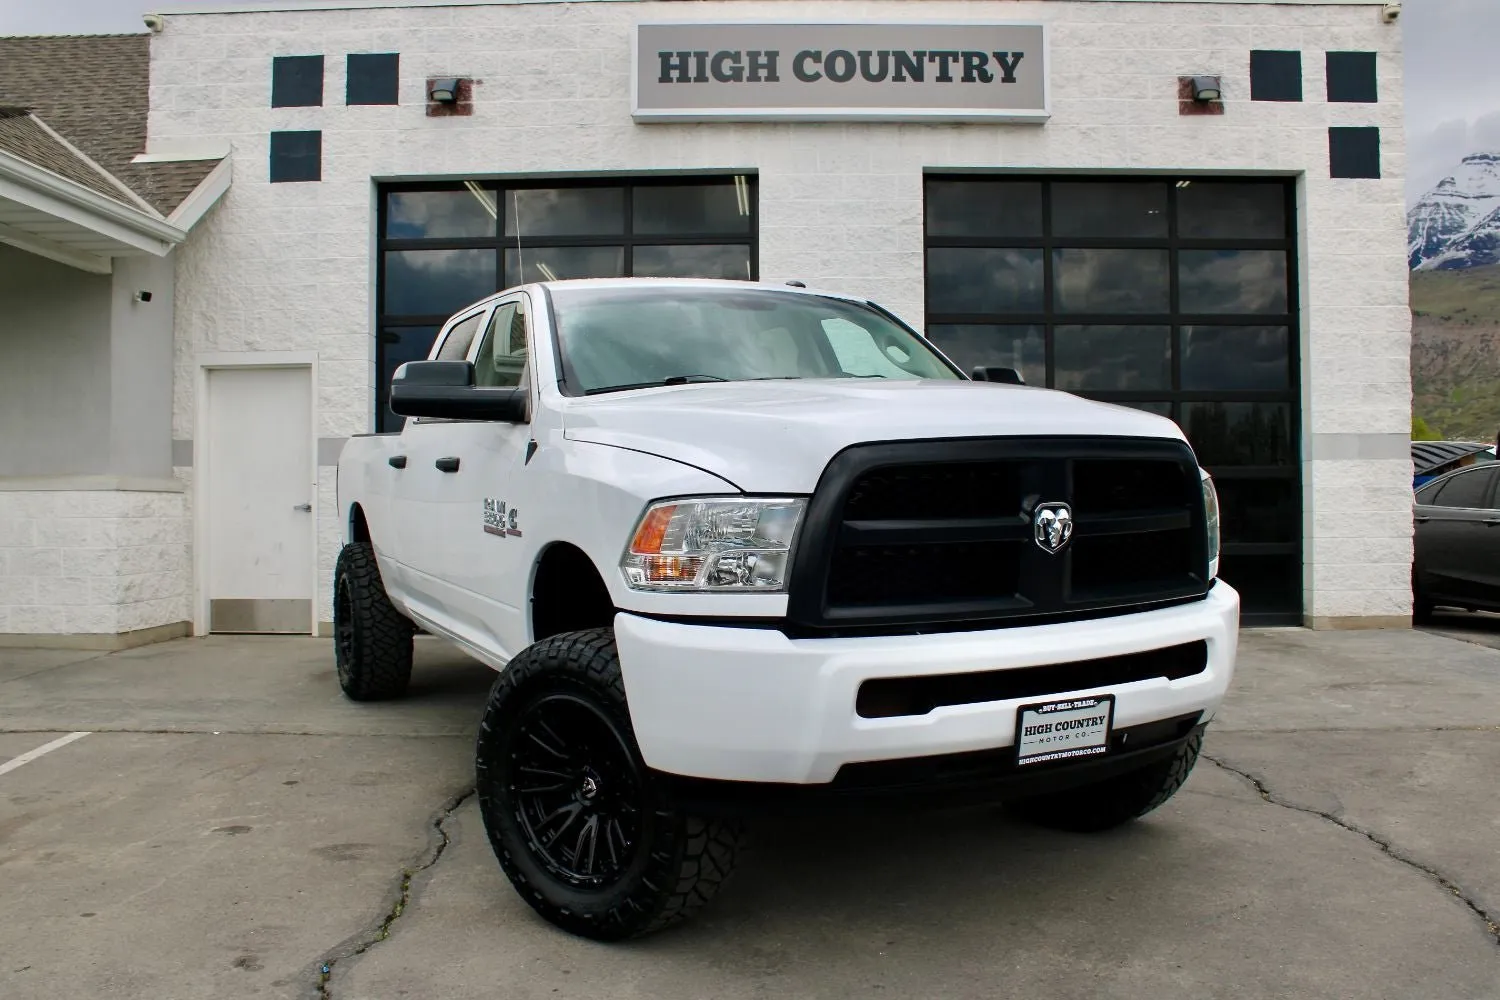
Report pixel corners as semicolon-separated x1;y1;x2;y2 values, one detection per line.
1202;472;1220;581
622;498;805;592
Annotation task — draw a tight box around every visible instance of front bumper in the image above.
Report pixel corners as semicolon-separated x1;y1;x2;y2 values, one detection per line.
614;582;1239;785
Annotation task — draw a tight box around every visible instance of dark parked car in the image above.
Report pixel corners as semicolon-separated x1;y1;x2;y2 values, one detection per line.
1413;463;1500;621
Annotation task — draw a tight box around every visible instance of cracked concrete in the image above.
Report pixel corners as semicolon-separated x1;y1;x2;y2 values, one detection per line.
2;624;1499;999
1204;753;1500;947
312;788;476;999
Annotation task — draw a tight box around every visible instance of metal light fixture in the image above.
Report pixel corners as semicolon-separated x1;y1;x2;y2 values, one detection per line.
1190;76;1222;102
428;78;460;103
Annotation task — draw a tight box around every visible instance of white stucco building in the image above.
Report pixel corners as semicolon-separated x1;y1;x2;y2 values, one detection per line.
0;0;1412;646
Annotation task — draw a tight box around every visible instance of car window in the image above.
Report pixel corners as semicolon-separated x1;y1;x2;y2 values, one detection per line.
434;310;486;362
1429;468;1496;509
473;300;528;388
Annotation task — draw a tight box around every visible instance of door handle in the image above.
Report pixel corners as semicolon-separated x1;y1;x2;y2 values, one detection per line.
435;457;461;473
1485;518;1500;527
1415;516;1431;523
388;455;407;469
293;503;312;512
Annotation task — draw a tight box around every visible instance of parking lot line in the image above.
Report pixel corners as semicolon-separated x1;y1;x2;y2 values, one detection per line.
0;732;90;777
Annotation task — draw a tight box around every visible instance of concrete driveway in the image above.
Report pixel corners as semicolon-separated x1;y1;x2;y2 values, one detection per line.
1;626;1498;1000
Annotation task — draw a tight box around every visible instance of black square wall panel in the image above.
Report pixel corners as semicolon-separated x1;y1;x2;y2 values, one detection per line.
347;53;399;105
1250;50;1303;102
270;130;322;183
1326;51;1378;103
272;55;324;107
1329;127;1380;178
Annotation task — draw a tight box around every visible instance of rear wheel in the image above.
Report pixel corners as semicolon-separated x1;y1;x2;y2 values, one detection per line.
475;629;745;940
332;542;414;701
1005;730;1204;833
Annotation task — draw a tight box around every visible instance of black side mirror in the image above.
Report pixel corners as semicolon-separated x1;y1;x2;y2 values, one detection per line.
971;366;1025;385
390;361;527;422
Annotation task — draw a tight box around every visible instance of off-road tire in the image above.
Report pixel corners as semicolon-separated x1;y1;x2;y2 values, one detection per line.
332;542;414;701
1005;729;1204;833
475;628;746;940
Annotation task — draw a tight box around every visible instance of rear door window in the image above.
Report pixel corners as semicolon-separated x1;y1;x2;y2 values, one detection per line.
1430;468;1497;509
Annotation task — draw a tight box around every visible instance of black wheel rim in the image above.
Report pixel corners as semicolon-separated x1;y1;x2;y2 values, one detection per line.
507;693;643;888
334;574;355;679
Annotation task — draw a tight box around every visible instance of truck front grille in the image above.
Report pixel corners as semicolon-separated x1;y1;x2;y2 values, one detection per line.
785;436;1210;635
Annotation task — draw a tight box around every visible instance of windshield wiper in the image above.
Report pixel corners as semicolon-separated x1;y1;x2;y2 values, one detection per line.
583;374;728;395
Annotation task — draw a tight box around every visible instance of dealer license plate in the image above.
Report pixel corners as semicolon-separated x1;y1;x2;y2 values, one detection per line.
1015;695;1115;767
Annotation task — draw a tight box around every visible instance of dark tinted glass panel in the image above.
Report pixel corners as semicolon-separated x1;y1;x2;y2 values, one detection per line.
926;324;1044;386
1182;402;1295;467
1216;478;1298;543
383;249;496;316
1177;182;1286;239
1326;51;1378;103
377;326;438;432
505;187;624;237
1433;469;1495;509
925;180;1043;238
1181;325;1291;390
1053;249;1169;313
271;54;323;108
633;181;752;235
1051;182;1168;238
385;189;497;239
927;248;1044;314
347;53;399;105
502;246;624;287
633;244;752;280
1329;127;1381;180
1249;50;1303;102
1217;554;1299;616
268;130;321;184
1179;250;1287;314
1054;325;1170;390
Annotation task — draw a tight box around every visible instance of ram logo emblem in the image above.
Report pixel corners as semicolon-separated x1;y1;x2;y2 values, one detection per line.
1032;502;1074;555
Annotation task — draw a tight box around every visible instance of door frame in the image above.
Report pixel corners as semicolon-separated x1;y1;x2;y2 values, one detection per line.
193;352;320;636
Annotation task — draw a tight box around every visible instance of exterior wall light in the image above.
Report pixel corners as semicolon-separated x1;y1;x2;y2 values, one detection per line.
1191;76;1222;102
428;79;460;103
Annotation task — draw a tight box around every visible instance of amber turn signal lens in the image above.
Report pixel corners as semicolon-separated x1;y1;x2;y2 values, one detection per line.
629;504;677;554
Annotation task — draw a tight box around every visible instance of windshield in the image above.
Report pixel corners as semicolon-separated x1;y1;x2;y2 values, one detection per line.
548;285;962;395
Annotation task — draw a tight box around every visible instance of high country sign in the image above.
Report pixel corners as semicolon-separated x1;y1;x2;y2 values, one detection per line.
633;22;1049;123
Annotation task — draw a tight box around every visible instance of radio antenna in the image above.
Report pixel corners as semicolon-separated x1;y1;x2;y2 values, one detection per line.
512;190;524;283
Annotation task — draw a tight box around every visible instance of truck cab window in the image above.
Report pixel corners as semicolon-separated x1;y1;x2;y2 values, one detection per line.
473;301;528;388
434;311;485;362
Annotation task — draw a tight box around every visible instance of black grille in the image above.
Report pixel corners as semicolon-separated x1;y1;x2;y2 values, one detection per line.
786;436;1210;635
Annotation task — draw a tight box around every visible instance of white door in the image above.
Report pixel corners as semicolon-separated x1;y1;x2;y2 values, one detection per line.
205;366;314;633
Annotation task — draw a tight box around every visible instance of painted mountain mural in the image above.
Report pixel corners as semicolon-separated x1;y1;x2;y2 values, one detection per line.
1408;152;1500;270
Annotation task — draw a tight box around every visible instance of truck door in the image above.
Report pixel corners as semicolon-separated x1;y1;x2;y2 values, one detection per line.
430;295;536;658
388;305;491;625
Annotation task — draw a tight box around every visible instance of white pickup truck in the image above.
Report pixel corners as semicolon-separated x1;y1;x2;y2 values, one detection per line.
334;278;1239;940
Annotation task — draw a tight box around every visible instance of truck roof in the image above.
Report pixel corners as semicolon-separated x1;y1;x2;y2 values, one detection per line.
469;276;871;312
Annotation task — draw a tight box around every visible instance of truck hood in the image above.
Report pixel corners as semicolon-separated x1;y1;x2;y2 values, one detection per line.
560;379;1191;494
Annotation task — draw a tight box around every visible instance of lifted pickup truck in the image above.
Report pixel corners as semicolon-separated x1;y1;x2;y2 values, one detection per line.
334;278;1238;940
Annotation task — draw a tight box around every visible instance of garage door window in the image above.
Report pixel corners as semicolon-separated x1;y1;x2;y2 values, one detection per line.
924;176;1301;624
377;176;758;431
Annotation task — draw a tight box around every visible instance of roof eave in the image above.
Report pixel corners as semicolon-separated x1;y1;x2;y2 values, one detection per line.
0;148;186;256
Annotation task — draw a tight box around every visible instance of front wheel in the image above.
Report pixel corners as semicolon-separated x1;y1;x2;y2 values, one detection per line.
475;629;745;940
1005;729;1204;833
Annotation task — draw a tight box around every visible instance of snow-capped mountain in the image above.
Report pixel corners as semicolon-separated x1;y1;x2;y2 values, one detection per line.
1408;152;1500;270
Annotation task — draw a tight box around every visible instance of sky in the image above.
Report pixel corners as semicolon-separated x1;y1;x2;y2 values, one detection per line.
2;0;1496;205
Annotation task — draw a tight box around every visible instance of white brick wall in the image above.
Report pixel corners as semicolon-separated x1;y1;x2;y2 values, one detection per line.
0;490;191;636
152;0;1412;625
